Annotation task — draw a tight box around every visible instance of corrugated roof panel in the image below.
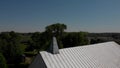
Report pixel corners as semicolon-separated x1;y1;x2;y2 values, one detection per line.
40;42;120;68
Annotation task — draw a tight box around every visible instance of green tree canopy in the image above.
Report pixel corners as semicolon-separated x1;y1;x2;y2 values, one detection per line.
45;23;67;48
62;32;89;48
31;32;52;51
45;23;67;37
0;53;7;68
0;31;23;64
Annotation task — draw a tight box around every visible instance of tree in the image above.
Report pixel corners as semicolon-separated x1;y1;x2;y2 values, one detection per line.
0;53;7;68
45;23;67;37
45;23;67;48
31;32;41;49
79;32;89;45
31;32;52;51
0;31;23;64
62;32;89;48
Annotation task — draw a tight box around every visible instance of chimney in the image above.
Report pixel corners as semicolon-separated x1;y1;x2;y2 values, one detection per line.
48;37;59;54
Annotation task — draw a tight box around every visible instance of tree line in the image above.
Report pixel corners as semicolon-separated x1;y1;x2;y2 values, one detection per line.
1;23;120;68
88;33;120;44
0;23;89;68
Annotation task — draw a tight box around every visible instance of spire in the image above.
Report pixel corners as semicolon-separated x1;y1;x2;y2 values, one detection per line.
48;37;59;54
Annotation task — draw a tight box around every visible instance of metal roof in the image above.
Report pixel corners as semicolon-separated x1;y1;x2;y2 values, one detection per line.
39;42;120;68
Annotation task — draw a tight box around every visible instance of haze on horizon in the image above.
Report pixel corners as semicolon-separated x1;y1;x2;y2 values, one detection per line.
0;0;120;33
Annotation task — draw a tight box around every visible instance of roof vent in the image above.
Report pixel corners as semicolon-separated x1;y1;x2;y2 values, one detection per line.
48;37;59;54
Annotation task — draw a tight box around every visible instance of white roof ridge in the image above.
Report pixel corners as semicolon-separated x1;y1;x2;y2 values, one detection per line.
59;41;117;50
40;41;118;53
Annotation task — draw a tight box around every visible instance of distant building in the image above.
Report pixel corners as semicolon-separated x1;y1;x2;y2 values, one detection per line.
29;37;120;68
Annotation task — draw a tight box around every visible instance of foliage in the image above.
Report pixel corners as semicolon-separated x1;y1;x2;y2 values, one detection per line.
31;32;41;50
45;23;67;48
62;32;89;48
0;31;23;64
30;32;51;51
45;23;67;37
0;53;7;68
88;33;118;44
8;63;29;68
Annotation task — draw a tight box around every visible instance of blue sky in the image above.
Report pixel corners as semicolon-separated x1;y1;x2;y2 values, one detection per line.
0;0;120;32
